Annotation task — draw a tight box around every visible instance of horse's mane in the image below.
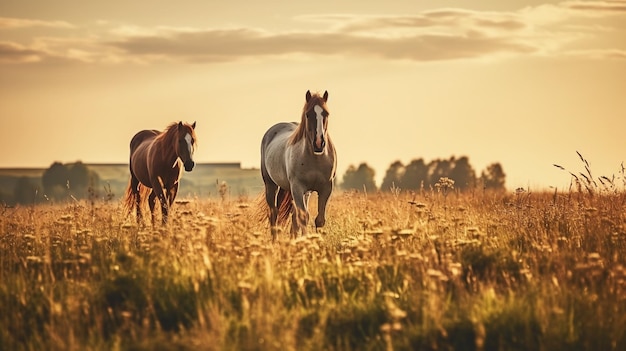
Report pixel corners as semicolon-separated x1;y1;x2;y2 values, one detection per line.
289;93;328;145
154;122;196;158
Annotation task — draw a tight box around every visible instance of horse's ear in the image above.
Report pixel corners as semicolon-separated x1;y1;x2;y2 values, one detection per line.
192;121;196;129
305;90;312;102
178;121;183;131
323;90;328;102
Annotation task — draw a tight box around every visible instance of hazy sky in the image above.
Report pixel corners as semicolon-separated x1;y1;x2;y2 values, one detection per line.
1;0;625;190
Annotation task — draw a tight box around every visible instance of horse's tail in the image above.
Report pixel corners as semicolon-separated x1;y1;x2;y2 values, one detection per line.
276;191;293;225
123;179;150;215
255;192;269;222
123;179;137;215
256;190;293;225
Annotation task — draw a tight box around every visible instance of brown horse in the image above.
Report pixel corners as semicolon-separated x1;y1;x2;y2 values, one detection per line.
123;121;197;225
260;90;337;240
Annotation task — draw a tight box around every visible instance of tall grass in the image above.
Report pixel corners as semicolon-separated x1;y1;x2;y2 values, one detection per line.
1;165;626;350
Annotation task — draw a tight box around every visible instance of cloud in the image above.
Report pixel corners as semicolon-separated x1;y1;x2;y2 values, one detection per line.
562;0;626;12
0;17;74;29
565;48;626;59
103;2;626;63
0;37;122;65
106;8;539;63
0;41;44;63
1;1;625;65
294;10;529;39
107;27;537;63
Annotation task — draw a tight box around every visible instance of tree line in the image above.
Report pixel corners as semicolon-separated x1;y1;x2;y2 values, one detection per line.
2;161;100;205
341;156;506;192
1;156;506;205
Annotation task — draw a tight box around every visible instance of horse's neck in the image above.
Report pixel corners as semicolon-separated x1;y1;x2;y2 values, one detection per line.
155;137;178;165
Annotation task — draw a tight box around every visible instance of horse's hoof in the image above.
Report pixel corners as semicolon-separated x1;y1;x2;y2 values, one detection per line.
315;217;326;228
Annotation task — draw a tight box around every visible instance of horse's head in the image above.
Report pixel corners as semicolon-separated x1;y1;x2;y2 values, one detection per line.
176;121;197;171
304;90;329;155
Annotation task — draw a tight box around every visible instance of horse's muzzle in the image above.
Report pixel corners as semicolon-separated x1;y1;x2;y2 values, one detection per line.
184;160;195;172
313;140;326;154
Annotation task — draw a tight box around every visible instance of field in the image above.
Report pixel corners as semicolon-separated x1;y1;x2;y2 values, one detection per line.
1;185;626;350
0;163;263;204
85;163;263;200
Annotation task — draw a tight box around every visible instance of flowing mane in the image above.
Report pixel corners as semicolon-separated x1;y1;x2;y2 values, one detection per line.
289;93;328;145
155;122;197;158
153;123;179;160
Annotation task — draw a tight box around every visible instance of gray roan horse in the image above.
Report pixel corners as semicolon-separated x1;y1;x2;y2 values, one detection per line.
123;121;197;225
261;90;337;240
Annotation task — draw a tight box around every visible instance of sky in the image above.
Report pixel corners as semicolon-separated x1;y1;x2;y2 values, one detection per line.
1;0;625;191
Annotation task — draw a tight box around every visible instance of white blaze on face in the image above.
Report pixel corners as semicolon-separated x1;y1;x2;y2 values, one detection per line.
184;133;194;158
313;105;325;153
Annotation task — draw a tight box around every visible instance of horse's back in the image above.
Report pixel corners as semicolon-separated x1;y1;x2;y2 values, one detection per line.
129;130;159;186
130;130;159;152
261;122;297;189
261;122;296;145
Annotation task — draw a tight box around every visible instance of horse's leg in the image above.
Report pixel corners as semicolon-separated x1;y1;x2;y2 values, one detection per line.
264;181;279;240
148;190;157;227
149;176;169;225
163;183;179;225
131;177;142;224
315;183;334;230
290;185;309;238
303;191;311;227
169;183;179;207
160;187;169;225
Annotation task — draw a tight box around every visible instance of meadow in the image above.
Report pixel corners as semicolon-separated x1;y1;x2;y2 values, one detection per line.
1;180;626;350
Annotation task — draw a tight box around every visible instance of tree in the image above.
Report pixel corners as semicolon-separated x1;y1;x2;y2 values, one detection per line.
69;162;90;190
342;163;377;192
0;189;12;205
481;163;506;191
380;160;404;191
41;161;100;201
42;162;69;200
402;158;429;190
449;156;476;191
424;158;453;189
13;176;40;205
68;161;99;198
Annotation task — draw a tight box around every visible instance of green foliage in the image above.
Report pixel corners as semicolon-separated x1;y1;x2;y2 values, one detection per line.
480;163;506;192
152;276;199;332
458;244;523;285
0;189;11;204
99;274;149;337
449;156;476;190
402;158;429;190
397;316;477;351
41;161;100;201
482;297;542;351
341;163;377;192
324;303;387;350
13;176;41;205
380;160;405;191
0;282;50;350
42;161;70;199
379;156;495;192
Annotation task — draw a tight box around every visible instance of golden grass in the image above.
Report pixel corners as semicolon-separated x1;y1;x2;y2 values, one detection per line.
1;187;626;350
